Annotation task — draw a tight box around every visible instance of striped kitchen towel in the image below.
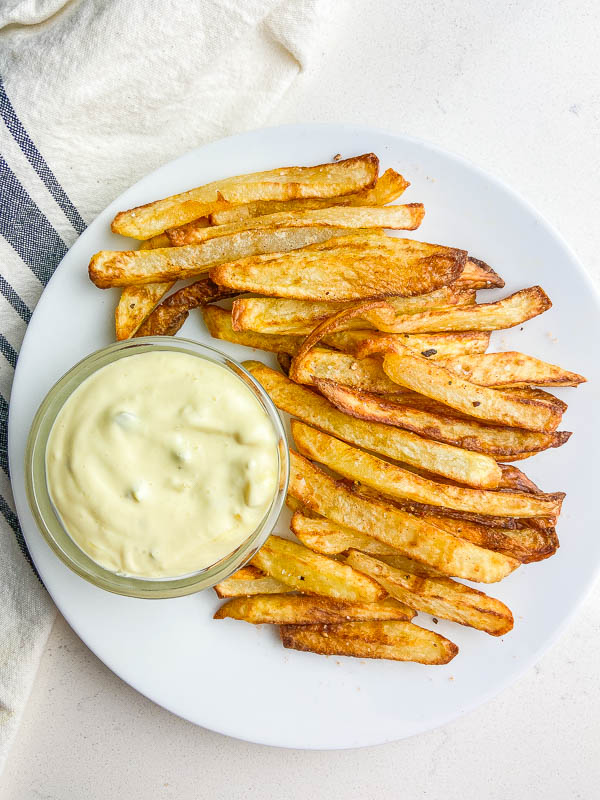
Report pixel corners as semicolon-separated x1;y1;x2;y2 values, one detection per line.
0;0;325;771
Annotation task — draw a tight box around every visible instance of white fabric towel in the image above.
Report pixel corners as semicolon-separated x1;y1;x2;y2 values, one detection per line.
0;0;324;772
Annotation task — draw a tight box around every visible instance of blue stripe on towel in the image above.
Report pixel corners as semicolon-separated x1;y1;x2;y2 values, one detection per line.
0;394;10;477
0;493;38;575
0;274;32;323
0;78;86;234
0;333;18;368
0;155;68;285
0;395;40;578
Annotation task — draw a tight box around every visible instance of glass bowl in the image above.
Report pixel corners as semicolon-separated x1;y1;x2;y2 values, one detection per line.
25;337;289;599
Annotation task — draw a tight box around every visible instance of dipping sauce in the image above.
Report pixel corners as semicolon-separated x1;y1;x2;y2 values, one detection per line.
45;351;279;578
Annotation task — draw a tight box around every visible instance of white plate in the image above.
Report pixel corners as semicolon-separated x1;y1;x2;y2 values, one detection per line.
9;124;600;749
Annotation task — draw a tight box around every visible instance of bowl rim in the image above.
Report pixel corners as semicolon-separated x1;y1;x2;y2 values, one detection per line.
25;336;289;599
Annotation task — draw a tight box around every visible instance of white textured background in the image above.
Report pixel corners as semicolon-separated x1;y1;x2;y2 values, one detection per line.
3;1;600;797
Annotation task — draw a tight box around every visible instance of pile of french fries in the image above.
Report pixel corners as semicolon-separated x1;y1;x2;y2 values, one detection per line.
90;153;585;666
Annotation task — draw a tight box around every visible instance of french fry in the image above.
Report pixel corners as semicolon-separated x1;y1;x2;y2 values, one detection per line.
203;305;302;355
292;421;562;519
90;227;342;288
231;287;476;335
214;594;415;624
291;506;558;564
214;565;292;598
210;234;468;301
251;535;385;602
291;348;409;393
425;515;559;563
111;154;380;238
208;168;409;225
382;350;562;432
452;257;504;290
115;234;175;340
168;204;425;246
280;620;458;664
377;385;566;420
438;352;586;388
288;451;519;582
366;287;552;333
134;280;237;337
329;330;491;359
346;550;514;636
314;378;571;458
245;362;502;488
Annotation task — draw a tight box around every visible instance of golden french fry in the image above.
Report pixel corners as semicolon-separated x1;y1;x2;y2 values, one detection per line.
346;550;513;636
115;234;176;339
251;535;385;602
382;350;562;432
288;451;519;582
211;234;468;301
168;204;425;246
291;505;558;564
214;566;292;598
291;348;409;393
231;288;476;335
111;154;380;238
202;305;302;355
452;257;504;289
366;286;552;333
209;168;409;225
245;362;502;488
90;227;342;288
134;280;237;337
315;378;571;458
425;515;559;563
214;593;415;624
280;620;458;664
292;421;562;519
329;330;491;359
115;281;175;340
438;352;586;388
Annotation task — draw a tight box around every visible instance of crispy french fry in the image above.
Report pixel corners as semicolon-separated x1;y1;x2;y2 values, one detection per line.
425;515;559;563
208;168;409;225
202;305;302;355
375;385;567;418
168;204;425;246
366;287;552;333
245;362;502;488
251;535;385;602
346;550;514;636
280;620;458;664
291;348;411;393
291;506;558;564
231;288;476;335
90;227;342;288
115;235;176;339
288;451;519;582
329;330;491;359
452;257;504;289
292;421;562;519
214;593;414;624
438;352;586;388
315;378;571;458
111;154;380;238
214;566;292;598
115;281;175;339
134;279;237;337
382;350;562;432
211;234;468;301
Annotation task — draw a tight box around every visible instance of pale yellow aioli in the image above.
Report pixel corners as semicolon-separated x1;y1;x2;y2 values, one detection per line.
46;351;279;578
